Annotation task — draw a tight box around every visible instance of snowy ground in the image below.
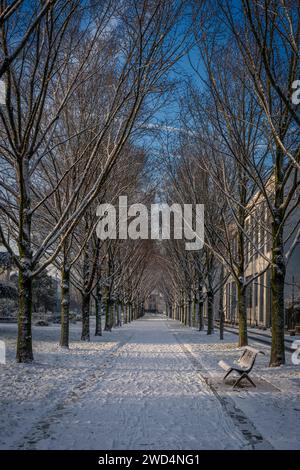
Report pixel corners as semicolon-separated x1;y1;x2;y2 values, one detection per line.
0;315;300;450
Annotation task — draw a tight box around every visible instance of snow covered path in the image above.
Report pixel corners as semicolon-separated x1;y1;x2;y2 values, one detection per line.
1;314;299;450
25;315;250;450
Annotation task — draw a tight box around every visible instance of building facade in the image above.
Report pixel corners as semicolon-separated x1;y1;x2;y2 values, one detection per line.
223;191;300;328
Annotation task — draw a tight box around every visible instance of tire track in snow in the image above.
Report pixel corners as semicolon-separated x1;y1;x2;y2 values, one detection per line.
171;328;273;450
17;331;135;449
16;316;272;450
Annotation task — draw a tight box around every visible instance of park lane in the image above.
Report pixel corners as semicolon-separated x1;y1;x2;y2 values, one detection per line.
19;315;249;450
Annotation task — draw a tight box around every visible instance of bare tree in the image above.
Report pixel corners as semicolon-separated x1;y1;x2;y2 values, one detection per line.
0;0;189;362
0;0;60;78
191;0;300;364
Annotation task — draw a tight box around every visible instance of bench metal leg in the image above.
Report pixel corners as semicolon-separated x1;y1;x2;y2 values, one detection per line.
243;374;256;388
223;368;233;381
233;372;256;389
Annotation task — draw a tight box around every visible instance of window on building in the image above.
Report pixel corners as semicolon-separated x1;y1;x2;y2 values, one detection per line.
254;279;258;307
245;220;249;264
231;282;236;320
254;223;259;259
246;276;252;309
248;217;253;262
266;269;271;327
226;283;230;318
260;221;265;254
259;278;264;323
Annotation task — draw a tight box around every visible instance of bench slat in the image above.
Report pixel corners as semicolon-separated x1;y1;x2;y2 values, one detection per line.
218;360;231;371
239;350;255;368
244;346;261;355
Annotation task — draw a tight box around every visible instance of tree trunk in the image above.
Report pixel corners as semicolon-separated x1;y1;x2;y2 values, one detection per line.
270;222;286;366
198;299;204;331
207;290;214;335
132;302;135;321
60;264;70;347
17;264;34;362
198;284;204;330
236;165;248;346
219;300;224;340
219;266;224;341
95;285;102;336
104;299;111;331
188;297;192;327
124;302;127;323
17;158;34;363
104;286;111;331
128;302;132;322
121;301;125;324
192;297;196;327
81;242;90;340
269;146;286;366
117;300;122;326
111;300;115;328
81;292;90;341
237;282;247;346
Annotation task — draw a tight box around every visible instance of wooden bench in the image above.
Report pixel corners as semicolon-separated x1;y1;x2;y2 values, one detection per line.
218;346;265;389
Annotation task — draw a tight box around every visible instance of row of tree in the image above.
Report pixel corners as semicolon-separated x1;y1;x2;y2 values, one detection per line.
0;0;193;362
159;0;300;367
0;0;299;368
